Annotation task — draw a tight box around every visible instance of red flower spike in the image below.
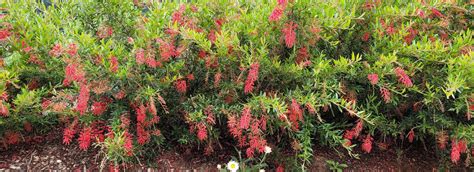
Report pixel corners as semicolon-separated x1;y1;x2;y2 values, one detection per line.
110;56;118;72
362;134;373;153
0;29;11;41
451;141;461;164
135;48;145;65
196;123;208;141
240;107;252;129
0;101;8;117
380;87;391;103
394;67;413;87
407;129;415;143
282;22;297;48
175;80;187;94
76;84;90;115
78;127;92;150
244;62;260;94
269;6;285;22
367;73;379;85
91;101;107;116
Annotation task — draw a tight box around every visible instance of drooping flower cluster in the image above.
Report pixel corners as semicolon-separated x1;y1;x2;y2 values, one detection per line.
288;99;303;130
282;21;297;48
78;127;92;150
407;129;415;143
361;134;373;153
63;63;86;86
244;62;260;94
76;83;90;115
394;67;413;87
450;139;467;164
343;120;363;147
175;79;187;94
227;107;268;158
367;74;379;85
380;87;391;103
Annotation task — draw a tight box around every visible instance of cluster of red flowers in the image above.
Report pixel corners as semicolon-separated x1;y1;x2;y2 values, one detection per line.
78;127;92;150
282;21;297;48
134;99;161;146
343;120;364;147
367;73;379;85
91;101;108;116
0;98;9;117
0;28;11;41
450;139;467;164
407;129;415;143
227;107;268;158
63;63;86;86
76;84;90;115
361;134;373;153
156;38;179;62
380;87;391;103
404;27;418;44
244;62;260;94
175;79;187;94
288;99;304;130
394;67;413;87
110;56;119;72
269;0;287;22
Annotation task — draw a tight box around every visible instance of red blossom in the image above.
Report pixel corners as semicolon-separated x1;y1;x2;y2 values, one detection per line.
91;101;107;116
67;43;78;56
367;73;379;85
63;63;85;86
288;99;303;130
451;141;461;164
431;8;444;18
214;72;222;87
156;39;177;61
416;9;425;18
296;47;309;64
137;124;150;145
208;29;217;43
361;134;373;153
276;164;285;172
394;67;413;87
49;43;63;57
244;62;260;94
407;129;415;143
123;131;133;156
353;120;363;137
380;87;391;103
240;107;252;130
362;32;370;42
110;56;118;72
135;48;145;65
0;101;8;117
136;104;147;124
282;21;297;48
76;84;90;115
269;6;285;22
0;29;10;41
78;127;92;150
175;79;187;94
196;123;208;141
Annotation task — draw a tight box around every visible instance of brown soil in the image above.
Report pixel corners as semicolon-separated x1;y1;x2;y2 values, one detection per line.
0;130;472;171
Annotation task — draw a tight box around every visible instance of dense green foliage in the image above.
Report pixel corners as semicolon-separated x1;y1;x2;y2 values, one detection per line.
0;0;473;170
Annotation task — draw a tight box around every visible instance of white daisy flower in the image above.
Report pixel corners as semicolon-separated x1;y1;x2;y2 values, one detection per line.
227;160;239;172
217;164;221;169
264;146;272;154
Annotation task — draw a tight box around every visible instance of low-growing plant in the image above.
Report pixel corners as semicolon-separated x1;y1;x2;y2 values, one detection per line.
0;0;473;170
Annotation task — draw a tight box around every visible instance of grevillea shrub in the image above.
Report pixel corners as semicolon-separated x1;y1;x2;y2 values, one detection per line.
0;0;473;170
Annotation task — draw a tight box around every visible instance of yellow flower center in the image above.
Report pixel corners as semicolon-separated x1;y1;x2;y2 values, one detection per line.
230;164;236;168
